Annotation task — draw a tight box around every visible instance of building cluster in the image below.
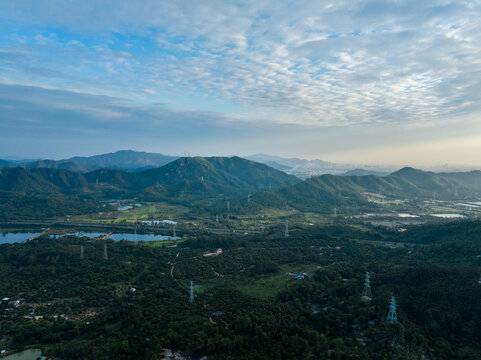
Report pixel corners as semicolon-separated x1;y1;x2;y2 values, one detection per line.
2;297;22;312
141;220;178;226
203;248;223;257
287;272;310;280
160;349;207;360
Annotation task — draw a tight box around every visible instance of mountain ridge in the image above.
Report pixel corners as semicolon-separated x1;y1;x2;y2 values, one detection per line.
229;166;481;214
0;156;301;201
0;150;179;173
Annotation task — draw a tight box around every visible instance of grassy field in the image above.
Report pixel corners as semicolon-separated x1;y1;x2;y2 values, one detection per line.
145;239;185;247
117;203;190;220
233;264;321;299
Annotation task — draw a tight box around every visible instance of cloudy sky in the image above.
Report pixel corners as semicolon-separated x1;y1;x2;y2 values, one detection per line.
1;0;481;167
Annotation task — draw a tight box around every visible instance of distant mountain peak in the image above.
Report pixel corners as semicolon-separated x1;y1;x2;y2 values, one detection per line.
3;150;179;173
391;167;429;175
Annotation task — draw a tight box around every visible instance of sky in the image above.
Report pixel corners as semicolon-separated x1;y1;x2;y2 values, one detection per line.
1;0;481;167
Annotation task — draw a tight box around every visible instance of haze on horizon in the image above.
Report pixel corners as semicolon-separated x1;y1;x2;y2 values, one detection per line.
1;1;481;168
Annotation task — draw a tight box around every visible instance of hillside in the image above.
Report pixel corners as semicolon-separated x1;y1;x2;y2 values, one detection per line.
0;167;90;195
437;170;481;189
341;168;389;176
234;167;481;214
17;150;178;172
0;156;300;202
0;159;15;168
2;162;480;217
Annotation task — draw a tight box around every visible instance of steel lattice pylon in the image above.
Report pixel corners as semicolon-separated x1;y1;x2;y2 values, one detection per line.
189;280;194;304
386;296;398;324
362;271;372;299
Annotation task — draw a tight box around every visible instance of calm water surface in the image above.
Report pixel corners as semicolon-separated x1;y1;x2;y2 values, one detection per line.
4;349;41;360
0;232;38;244
0;232;179;244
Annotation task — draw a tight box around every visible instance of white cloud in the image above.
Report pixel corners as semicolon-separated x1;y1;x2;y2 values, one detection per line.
1;1;481;130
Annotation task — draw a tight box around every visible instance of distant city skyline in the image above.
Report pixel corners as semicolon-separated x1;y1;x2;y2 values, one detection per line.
1;1;481;167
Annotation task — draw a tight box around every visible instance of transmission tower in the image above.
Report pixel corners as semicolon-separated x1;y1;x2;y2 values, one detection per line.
362;271;372;299
104;243;108;260
189;280;194;303
173;225;176;238
80;245;84;259
386;296;398;324
285;219;289;238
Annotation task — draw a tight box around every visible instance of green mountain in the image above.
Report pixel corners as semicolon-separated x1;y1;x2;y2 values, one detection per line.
18;150;178;172
0;159;15;168
236;167;481;214
0;156;300;201
0;167;90;195
3;161;480;217
387;167;476;198
341;168;389;176
437;170;481;189
139;156;300;198
84;156;301;200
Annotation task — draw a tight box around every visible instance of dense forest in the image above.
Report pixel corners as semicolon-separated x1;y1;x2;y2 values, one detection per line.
0;191;104;220
1;221;480;359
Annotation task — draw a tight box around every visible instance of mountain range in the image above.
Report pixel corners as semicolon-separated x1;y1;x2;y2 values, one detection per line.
232;166;481;214
246;153;396;178
1;152;481;218
0;150;178;173
0;156;300;201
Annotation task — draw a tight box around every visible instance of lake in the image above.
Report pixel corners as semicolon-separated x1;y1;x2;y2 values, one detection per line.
0;232;38;245
4;349;41;360
0;232;180;244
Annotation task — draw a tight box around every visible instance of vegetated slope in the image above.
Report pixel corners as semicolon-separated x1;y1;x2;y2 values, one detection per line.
20;150;178;172
436;170;481;189
239;167;480;214
131;156;301;200
0;156;300;201
0;167;90;195
0;159;15;168
0;191;103;219
341;168;389;176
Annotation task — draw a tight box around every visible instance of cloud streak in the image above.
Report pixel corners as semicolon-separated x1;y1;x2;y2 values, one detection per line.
1;1;481;163
2;1;481;126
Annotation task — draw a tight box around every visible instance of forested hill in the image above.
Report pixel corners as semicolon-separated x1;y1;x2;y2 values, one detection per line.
0;156;300;200
0;159;15;168
229;167;481;214
132;156;301;198
1;150;178;173
436;170;481;189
